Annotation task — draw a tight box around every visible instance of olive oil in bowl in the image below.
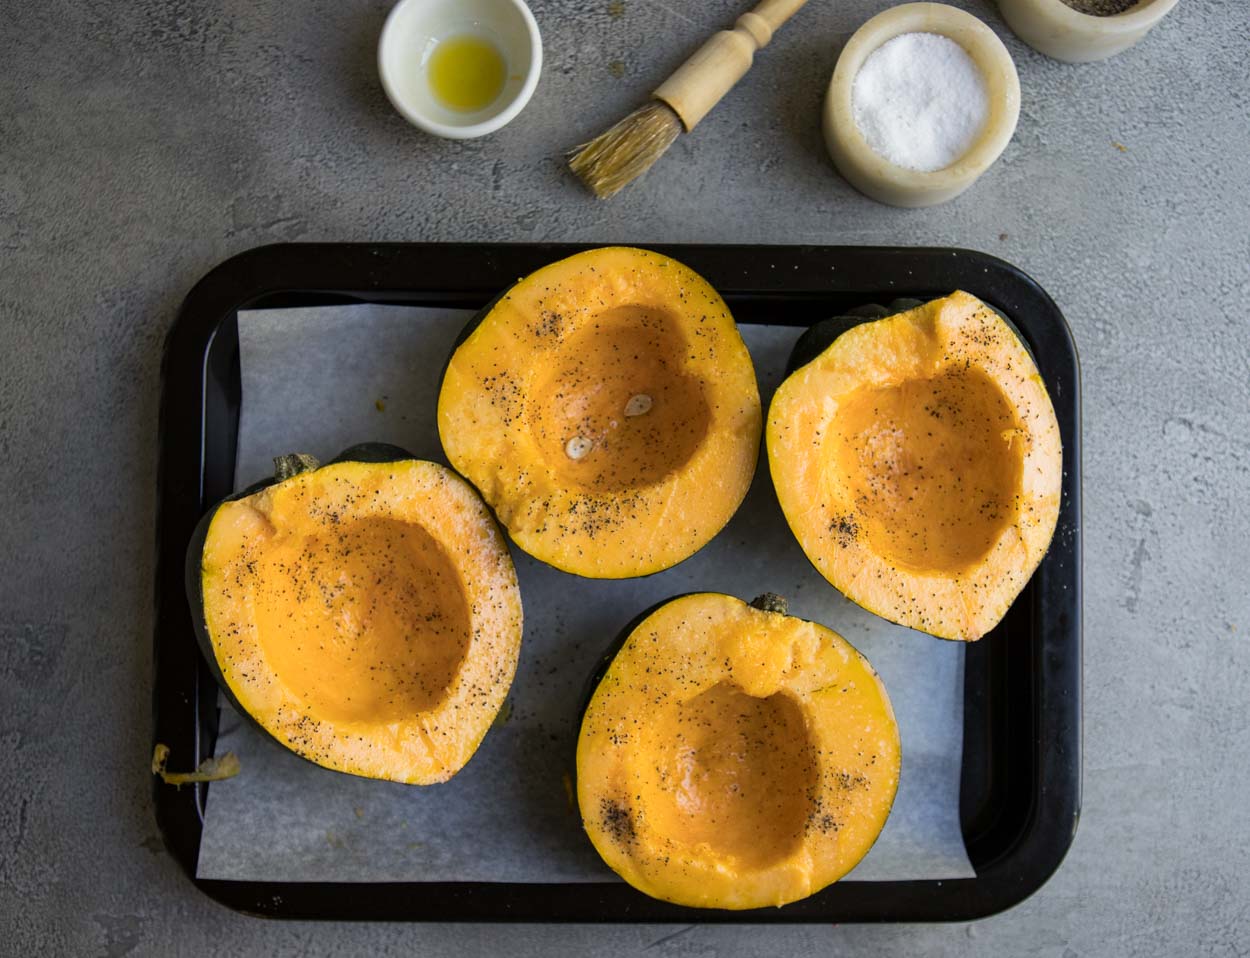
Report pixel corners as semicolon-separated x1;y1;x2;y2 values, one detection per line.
428;35;507;113
377;0;542;139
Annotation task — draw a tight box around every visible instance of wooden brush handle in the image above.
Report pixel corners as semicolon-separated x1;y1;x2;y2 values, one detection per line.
653;0;811;131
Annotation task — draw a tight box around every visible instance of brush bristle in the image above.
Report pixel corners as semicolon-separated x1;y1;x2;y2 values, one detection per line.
568;101;683;199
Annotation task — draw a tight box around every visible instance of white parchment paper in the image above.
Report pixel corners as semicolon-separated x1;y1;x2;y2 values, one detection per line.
195;304;974;883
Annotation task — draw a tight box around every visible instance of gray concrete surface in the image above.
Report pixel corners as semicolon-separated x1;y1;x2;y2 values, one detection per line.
2;0;1247;954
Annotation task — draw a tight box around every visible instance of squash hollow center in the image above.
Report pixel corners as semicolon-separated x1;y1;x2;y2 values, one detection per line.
251;516;471;724
639;682;816;868
528;304;711;492
831;365;1024;574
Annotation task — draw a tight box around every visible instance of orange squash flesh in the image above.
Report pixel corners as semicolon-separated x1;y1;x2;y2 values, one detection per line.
577;593;900;910
198;458;522;784
767;291;1062;641
438;247;762;578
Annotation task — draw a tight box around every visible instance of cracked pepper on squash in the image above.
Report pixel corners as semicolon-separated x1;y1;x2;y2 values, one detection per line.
767;292;1062;641
437;246;762;578
186;444;522;784
577;592;899;909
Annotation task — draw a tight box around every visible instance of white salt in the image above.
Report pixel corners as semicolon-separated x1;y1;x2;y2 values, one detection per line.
852;32;989;173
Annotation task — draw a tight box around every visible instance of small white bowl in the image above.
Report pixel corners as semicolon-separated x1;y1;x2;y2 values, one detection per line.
378;0;542;139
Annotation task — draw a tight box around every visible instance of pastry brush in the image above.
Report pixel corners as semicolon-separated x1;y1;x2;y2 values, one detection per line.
569;0;812;198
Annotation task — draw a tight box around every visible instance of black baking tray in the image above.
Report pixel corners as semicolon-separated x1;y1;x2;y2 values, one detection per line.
153;243;1081;922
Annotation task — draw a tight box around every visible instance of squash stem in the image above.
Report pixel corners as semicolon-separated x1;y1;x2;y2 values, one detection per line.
273;453;320;481
749;593;789;615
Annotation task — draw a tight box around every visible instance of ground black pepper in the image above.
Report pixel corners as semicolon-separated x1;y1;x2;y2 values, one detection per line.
600;798;635;844
1060;0;1138;15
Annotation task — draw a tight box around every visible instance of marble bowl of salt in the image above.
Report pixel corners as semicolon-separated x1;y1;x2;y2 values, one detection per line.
823;2;1020;208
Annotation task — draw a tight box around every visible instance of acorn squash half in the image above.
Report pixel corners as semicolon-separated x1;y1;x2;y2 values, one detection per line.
576;592;899;910
437;246;761;578
767;291;1062;641
185;443;522;784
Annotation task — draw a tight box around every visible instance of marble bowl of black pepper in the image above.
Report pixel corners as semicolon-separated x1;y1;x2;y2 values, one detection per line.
996;0;1179;63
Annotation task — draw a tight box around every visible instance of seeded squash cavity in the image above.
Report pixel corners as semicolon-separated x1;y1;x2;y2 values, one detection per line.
437;246;762;578
186;443;522;784
767;292;1062;641
577;592;900;910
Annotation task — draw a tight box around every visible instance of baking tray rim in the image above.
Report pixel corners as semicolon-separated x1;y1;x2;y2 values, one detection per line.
153;241;1082;923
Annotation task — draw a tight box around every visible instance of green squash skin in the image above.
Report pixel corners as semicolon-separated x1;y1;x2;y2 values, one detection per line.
783;297;1033;378
572;592;900;908
183;443;418;762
